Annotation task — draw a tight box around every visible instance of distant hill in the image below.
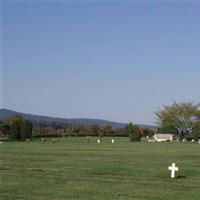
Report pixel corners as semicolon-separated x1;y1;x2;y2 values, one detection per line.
0;109;156;129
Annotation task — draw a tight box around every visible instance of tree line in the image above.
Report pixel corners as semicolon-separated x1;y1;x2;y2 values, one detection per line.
0;115;154;141
1;101;200;142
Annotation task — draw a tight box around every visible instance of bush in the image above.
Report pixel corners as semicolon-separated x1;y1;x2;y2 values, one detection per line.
193;122;200;141
129;127;142;142
185;134;193;141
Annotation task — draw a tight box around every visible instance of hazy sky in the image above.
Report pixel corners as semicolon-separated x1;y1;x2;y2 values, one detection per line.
2;1;200;125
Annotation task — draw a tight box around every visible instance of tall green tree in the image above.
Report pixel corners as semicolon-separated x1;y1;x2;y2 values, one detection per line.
124;123;141;142
193;121;200;141
7;115;23;139
21;120;33;140
4;115;33;140
155;102;200;136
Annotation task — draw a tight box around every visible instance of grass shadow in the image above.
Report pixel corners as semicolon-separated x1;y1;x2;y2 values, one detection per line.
176;175;186;179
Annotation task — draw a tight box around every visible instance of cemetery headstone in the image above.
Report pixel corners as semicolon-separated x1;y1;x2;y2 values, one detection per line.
26;138;30;143
51;138;56;144
168;163;178;178
86;136;91;143
41;138;46;144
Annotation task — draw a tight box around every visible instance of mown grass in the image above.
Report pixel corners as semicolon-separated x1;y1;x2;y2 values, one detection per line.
1;137;200;200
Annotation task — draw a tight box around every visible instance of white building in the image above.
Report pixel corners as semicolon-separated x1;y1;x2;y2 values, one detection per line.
153;133;174;142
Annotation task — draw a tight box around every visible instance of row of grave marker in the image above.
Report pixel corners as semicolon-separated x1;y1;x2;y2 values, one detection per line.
21;138;116;144
97;139;115;144
39;138;115;144
24;138;200;144
0;138;199;144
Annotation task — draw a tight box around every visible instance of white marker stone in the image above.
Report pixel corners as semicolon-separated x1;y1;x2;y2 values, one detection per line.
111;139;115;144
168;163;178;178
97;139;100;144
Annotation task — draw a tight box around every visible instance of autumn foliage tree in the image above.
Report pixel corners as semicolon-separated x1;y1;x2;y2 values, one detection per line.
99;125;113;138
66;124;84;136
89;124;100;136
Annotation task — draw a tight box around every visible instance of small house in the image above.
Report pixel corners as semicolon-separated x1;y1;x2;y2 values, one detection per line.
153;133;174;142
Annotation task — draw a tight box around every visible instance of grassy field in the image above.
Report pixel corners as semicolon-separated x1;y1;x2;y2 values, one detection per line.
1;137;200;200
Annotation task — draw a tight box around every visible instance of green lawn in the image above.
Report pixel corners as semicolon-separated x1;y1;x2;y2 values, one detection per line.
1;137;200;200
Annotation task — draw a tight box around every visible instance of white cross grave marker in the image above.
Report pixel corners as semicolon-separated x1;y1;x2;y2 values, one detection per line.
97;139;100;144
168;163;178;178
111;139;115;144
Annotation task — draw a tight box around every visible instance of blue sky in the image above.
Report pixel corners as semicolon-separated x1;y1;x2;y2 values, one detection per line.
2;1;200;125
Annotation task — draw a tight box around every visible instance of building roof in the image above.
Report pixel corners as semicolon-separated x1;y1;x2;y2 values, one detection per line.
154;133;173;139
